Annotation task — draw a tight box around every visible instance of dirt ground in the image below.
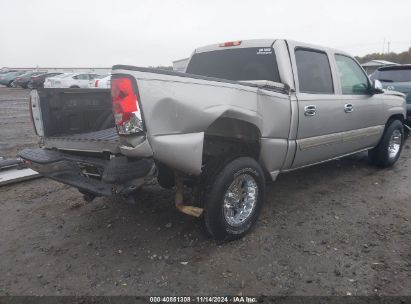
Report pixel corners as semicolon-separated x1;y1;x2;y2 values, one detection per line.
0;87;410;296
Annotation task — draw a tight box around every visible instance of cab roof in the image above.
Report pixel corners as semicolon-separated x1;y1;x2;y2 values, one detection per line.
194;39;350;57
194;39;276;53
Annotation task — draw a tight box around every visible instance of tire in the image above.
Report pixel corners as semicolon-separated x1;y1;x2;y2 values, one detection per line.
201;157;265;241
369;119;404;167
7;81;13;88
70;85;80;88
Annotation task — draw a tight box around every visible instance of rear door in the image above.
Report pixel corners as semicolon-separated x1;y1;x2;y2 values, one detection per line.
332;54;385;151
287;42;347;168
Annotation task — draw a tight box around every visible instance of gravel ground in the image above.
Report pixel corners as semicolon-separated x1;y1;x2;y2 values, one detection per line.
0;87;410;296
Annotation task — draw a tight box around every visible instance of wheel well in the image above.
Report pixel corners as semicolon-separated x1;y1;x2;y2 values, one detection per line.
202;117;261;161
156;118;261;189
387;114;405;125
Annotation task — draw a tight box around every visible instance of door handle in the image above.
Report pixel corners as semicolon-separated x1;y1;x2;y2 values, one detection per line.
304;105;316;116
344;103;354;113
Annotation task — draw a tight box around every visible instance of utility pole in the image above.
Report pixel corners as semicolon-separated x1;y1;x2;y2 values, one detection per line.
382;38;386;54
388;41;390;53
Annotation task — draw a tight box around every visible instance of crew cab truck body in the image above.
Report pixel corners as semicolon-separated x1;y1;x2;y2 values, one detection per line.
19;39;407;240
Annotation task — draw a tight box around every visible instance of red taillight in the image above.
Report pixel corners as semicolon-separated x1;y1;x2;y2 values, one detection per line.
219;40;242;47
95;79;99;87
111;77;143;134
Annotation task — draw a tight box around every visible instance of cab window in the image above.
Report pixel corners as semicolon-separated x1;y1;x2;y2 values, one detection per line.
295;48;334;94
335;55;369;94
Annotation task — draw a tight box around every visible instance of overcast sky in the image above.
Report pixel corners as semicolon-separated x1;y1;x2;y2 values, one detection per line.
1;0;410;68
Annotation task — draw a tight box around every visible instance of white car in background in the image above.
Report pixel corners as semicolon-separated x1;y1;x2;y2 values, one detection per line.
43;73;73;88
88;75;111;88
44;73;74;88
44;73;102;88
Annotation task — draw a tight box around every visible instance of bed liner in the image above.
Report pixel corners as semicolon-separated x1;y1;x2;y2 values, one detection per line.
44;127;120;154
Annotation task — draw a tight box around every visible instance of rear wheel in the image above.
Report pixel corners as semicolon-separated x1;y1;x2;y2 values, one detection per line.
200;157;265;241
369;119;404;167
70;85;80;88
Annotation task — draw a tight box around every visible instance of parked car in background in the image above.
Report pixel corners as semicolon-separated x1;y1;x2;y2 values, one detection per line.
0;70;17;75
12;71;46;89
44;73;74;88
28;72;63;89
45;73;101;88
89;75;111;88
370;65;411;122
0;71;27;87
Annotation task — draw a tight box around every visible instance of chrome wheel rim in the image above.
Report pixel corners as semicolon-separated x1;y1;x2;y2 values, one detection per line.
223;173;258;227
388;129;402;160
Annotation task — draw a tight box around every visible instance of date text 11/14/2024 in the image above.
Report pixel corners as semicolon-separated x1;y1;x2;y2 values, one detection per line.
149;296;257;303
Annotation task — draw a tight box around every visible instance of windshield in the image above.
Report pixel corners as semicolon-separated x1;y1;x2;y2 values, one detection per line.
371;67;411;83
186;47;281;82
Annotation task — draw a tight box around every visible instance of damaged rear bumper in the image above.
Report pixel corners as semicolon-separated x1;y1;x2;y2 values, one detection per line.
18;148;155;196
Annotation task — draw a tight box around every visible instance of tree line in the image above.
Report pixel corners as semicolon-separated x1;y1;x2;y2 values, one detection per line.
356;47;411;64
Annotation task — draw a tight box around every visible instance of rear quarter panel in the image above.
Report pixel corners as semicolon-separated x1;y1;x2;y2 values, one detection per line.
113;69;292;175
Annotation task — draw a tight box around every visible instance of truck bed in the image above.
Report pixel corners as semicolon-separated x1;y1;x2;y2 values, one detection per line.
31;88;119;153
44;127;120;154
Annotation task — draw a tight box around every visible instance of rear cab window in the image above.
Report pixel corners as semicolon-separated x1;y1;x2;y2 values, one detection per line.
186;47;281;82
295;48;334;94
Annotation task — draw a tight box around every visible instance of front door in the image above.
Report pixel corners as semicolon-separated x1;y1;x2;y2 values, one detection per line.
333;54;385;152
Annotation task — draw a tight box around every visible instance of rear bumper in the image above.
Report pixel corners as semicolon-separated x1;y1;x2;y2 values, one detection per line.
18;148;155;196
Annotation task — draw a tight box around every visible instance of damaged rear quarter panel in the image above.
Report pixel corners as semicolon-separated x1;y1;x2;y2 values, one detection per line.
115;69;291;175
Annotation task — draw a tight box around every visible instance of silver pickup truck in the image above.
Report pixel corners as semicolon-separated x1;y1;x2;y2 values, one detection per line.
19;39;407;241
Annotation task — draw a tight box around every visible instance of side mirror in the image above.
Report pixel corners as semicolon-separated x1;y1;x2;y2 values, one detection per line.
370;79;384;94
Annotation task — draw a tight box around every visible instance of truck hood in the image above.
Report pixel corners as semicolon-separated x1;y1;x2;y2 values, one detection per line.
382;90;406;98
